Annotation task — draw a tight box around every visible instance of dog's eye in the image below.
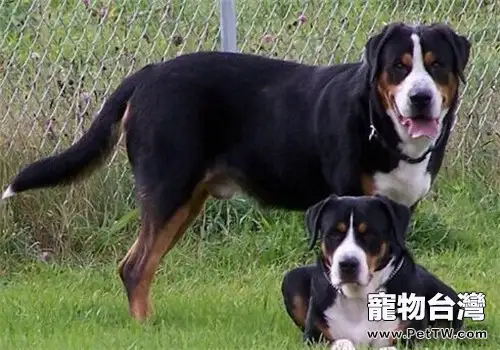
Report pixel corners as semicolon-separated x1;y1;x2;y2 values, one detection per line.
393;62;406;70
328;229;346;240
392;61;410;76
431;61;443;69
363;231;382;251
332;230;346;237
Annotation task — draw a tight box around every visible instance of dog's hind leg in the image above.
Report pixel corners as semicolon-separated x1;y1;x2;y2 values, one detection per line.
116;85;214;321
282;267;312;330
118;181;209;321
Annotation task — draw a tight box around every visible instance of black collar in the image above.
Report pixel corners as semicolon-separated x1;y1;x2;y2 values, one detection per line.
381;254;405;287
367;99;451;164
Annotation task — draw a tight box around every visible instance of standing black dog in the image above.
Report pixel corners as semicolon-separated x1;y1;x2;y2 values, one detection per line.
281;194;463;348
2;22;470;320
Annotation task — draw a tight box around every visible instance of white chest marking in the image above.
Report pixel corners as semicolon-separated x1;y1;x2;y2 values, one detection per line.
324;291;400;347
373;157;431;207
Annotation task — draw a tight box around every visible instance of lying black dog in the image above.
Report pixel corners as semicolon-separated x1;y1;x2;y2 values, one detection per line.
282;195;462;348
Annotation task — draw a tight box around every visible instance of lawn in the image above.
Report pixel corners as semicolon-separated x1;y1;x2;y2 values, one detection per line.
1;176;499;349
0;0;499;349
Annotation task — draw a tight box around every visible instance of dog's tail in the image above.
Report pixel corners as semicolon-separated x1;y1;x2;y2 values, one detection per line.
1;65;151;201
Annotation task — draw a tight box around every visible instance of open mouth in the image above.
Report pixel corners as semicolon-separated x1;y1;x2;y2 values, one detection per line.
393;99;440;139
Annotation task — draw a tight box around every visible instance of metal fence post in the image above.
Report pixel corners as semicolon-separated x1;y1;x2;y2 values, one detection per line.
219;0;238;52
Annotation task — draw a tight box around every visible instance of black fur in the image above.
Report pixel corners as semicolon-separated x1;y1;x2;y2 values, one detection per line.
6;23;469;215
427;23;471;83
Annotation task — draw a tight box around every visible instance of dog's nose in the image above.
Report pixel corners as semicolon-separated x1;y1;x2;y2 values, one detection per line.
339;257;359;275
409;90;432;110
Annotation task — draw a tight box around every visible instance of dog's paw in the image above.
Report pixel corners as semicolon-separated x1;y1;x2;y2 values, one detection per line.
330;339;356;350
379;347;398;350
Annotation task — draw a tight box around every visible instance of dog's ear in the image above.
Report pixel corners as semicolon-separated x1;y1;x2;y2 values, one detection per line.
365;22;403;84
305;196;337;250
432;24;471;84
374;194;411;250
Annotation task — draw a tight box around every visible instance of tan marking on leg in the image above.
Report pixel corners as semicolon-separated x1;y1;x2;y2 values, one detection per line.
119;184;209;321
389;320;409;345
165;187;209;254
315;320;334;343
291;295;308;328
118;238;138;275
121;103;132;130
130;206;191;321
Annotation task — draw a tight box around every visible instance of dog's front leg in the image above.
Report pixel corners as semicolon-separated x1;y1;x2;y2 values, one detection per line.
303;298;318;345
303;297;331;345
388;320;418;349
330;339;357;350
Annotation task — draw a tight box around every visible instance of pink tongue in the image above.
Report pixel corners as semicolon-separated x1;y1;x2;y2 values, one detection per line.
405;118;439;139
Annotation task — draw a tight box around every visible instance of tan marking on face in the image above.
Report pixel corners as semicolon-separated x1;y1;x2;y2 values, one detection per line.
321;241;332;266
424;51;458;109
401;53;413;67
438;73;458;108
377;71;399;112
358;222;367;234
336;222;347;233
366;241;388;273
376;52;412;113
423;51;436;66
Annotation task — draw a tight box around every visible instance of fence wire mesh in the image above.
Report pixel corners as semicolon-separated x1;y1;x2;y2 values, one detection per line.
0;0;499;198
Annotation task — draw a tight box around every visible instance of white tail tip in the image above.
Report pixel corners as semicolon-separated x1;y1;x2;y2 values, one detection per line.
1;185;15;200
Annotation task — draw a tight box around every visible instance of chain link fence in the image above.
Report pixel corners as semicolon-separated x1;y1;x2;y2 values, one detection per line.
0;1;499;218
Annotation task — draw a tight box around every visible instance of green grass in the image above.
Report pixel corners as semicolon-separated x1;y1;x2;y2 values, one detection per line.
0;0;500;349
1;175;499;349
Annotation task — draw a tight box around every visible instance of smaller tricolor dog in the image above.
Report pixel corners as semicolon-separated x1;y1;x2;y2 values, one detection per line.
281;194;462;348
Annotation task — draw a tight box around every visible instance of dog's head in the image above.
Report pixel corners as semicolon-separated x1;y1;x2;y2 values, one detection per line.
365;22;470;153
306;194;411;297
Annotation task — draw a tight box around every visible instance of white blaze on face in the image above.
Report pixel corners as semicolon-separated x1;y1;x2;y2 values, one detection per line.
387;33;447;148
329;212;370;288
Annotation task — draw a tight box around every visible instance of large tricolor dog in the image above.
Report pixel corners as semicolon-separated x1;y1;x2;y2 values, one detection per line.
281;194;463;348
1;22;470;320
